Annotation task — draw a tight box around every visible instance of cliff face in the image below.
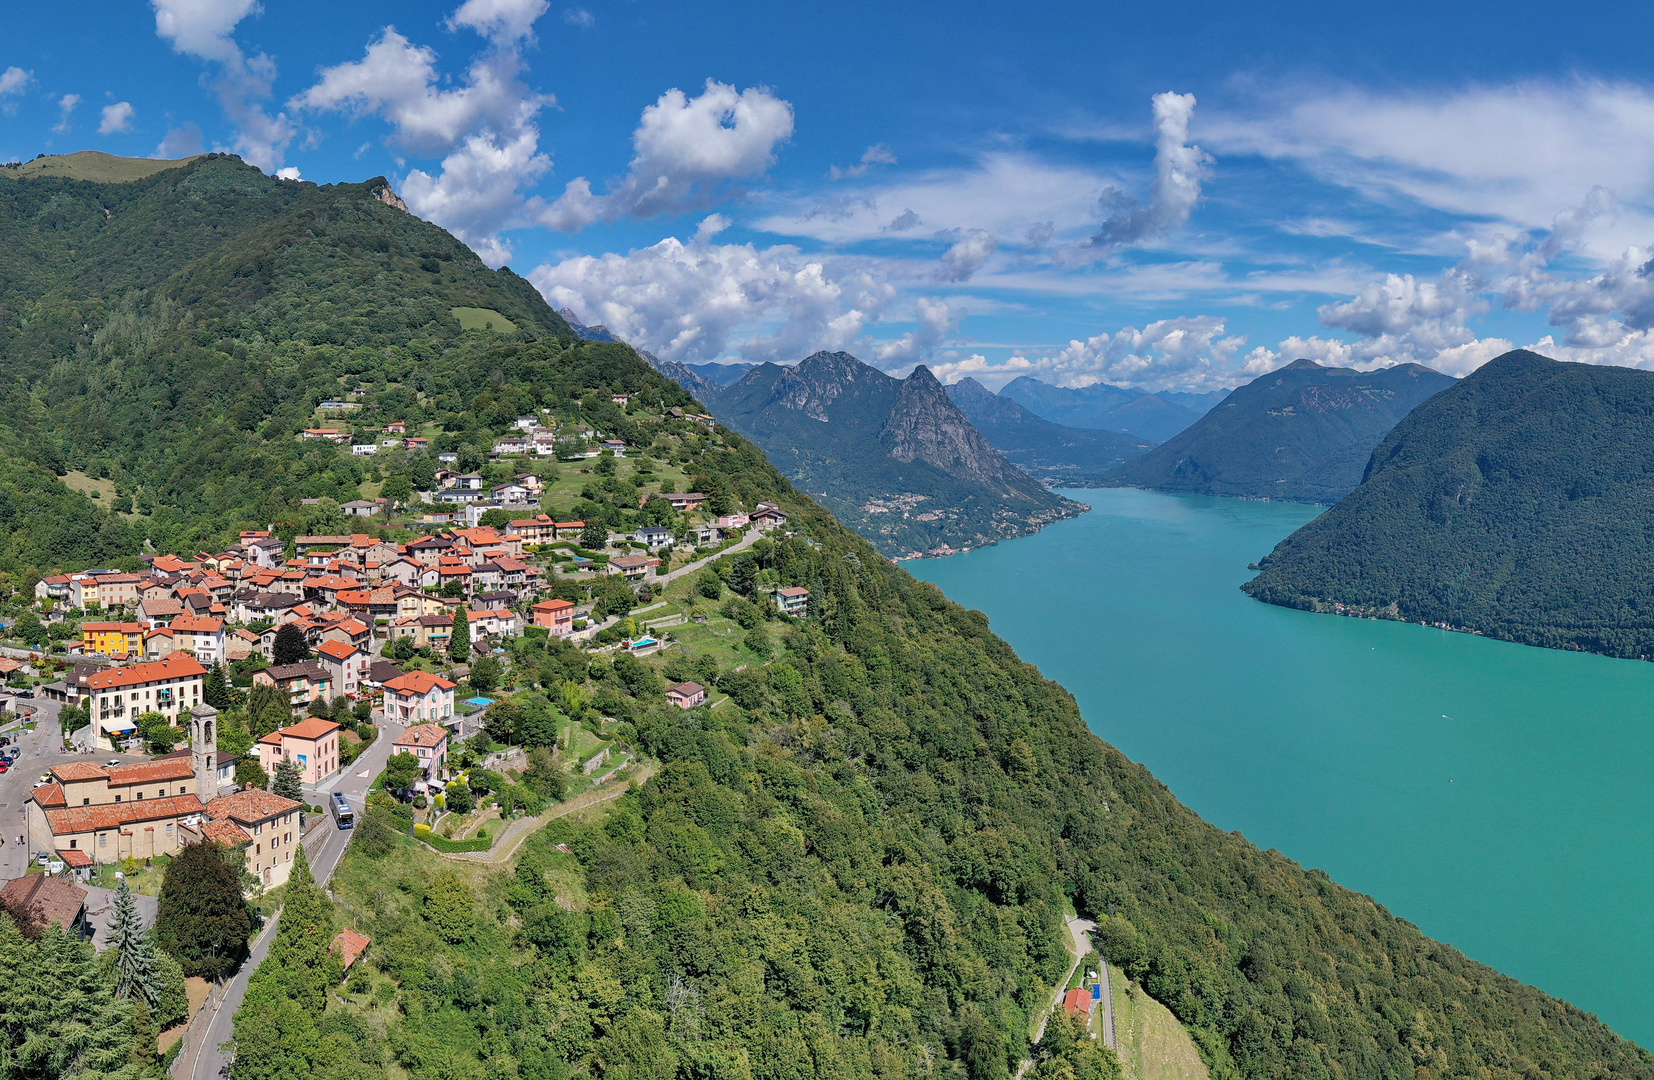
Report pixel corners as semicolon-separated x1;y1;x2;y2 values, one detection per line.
880;366;1052;498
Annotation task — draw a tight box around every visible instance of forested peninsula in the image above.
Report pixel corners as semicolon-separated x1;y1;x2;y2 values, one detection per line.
1245;349;1654;660
0;156;1646;1080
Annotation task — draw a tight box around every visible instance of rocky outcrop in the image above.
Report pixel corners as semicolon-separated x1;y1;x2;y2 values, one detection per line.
881;366;1050;499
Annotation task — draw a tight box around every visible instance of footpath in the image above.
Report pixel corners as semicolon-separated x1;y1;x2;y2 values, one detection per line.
431;762;658;866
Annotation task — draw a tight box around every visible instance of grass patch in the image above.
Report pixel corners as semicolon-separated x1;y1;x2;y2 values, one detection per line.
1;151;201;183
1110;964;1211;1080
419;831;494;853
451;306;518;333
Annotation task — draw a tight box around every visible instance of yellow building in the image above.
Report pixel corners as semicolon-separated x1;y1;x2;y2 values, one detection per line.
80;621;145;658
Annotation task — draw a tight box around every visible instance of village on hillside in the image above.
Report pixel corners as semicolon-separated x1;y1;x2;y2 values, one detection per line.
0;394;813;918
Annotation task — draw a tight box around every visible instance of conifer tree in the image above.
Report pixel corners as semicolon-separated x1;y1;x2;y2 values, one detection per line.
268;845;340;1011
107;877;161;1010
204;662;232;709
448;604;471;662
272;759;303;802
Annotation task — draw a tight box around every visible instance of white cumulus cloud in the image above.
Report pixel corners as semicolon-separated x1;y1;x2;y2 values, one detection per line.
448;0;551;43
1092;91;1211;249
99;101;135;135
151;0;295;169
52;94;80;134
529;236;897;364
0;67;33;98
542;80;794;231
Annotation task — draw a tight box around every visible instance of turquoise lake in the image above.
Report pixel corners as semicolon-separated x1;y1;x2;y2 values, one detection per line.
907;488;1654;1047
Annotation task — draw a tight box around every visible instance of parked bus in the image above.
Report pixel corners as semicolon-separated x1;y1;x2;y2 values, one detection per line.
331;791;354;829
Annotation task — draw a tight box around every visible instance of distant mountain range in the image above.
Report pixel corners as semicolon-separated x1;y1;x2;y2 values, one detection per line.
999;376;1227;441
665;351;1085;556
945;377;1152;486
1243;350;1654;659
1110;359;1457;502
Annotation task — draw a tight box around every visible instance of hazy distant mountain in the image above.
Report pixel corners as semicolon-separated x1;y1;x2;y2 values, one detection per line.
1243;350;1654;659
1111;359;1456;502
998;376;1226;441
686;361;759;386
945;377;1153;485
704;352;1084;556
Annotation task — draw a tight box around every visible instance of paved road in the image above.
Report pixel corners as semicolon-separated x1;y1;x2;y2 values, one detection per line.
1017;917;1100;1077
174;719;403;1080
659;527;761;585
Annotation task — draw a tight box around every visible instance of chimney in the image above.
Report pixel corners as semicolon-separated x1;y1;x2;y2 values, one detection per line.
189;703;219;803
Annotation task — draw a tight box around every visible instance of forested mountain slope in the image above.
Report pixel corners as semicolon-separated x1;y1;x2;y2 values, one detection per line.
0;155;1645;1080
947;376;1153;485
1245;350;1654;658
692;352;1084;557
1112;359;1456;501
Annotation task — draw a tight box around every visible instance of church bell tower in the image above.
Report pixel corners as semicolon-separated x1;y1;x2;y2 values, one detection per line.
189;703;218;803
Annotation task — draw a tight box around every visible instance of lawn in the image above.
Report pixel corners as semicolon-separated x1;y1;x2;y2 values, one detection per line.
450;306;518;333
1109;963;1211;1080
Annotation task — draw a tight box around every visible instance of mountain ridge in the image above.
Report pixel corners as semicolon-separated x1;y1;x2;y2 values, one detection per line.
1000;375;1225;441
1109;358;1457;502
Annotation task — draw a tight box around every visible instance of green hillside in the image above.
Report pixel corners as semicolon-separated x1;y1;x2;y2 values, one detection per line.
0;160;1644;1079
1244;350;1654;658
1112;359;1456;502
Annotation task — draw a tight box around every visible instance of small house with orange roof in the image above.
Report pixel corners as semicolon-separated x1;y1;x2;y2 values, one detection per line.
315;639;369;697
531;598;575;636
392;722;450;781
204;788;305;888
256;715;342;786
382;671;457;726
332;928;371;971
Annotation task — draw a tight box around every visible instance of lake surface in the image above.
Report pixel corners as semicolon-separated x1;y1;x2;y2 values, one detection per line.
908;488;1654;1047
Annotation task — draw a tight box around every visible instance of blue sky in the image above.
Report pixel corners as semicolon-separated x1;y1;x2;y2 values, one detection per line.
6;0;1654;391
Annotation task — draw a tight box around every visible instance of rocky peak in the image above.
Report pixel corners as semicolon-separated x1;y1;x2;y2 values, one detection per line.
770;351;895;421
881;365;1044;497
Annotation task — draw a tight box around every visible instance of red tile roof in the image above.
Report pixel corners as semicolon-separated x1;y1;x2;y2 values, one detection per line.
393;723;448;748
57;848;92;868
50;762;107;782
383;671;456;694
200;818;252;847
533;599;575;612
332;928;371;970
0;875;87;930
273;716;340;741
666;682;705;698
33;782;66;808
43;794;205;835
105;758;196;787
315;639;361;661
206;789;303;825
85;652;207;690
171;615;224;633
1063;988;1090;1016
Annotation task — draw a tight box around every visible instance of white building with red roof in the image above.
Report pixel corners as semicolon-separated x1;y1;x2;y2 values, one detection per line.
382;671;457;726
392;723;450;781
82;652;207;751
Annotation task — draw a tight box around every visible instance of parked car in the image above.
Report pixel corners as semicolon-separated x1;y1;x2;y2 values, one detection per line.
0;763;10;773
106;759;121;767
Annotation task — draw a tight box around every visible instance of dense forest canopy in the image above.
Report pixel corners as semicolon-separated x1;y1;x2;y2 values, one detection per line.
0;158;1645;1079
1244;349;1654;659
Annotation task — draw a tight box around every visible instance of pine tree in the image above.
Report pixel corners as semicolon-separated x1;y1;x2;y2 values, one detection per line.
204;662;232;709
107;878;161;1010
448;604;471;662
272;759;303;802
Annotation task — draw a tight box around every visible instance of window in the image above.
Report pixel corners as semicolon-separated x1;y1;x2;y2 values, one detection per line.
166;824;173;836
137;792;144;799
69;839;76;848
99;835;106;847
83;798;90;806
114;795;122;803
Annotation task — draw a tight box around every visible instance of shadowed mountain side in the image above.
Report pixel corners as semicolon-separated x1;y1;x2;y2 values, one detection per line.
946;376;1154;485
1110;359;1456;502
1242;350;1654;659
